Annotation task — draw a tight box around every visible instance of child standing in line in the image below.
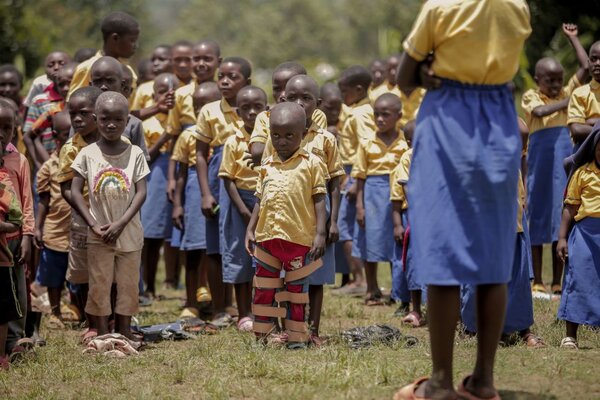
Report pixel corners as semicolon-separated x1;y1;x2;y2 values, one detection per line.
0;98;25;369
245;102;327;349
70;91;149;339
171;82;221;318
33;111;71;328
368;59;388;104
219;86;267;331
390;120;420;322
194;57;251;326
58;86;103;337
352;93;407;306
23;51;70;110
521;23;589;297
395;1;531;398
557;133;600;350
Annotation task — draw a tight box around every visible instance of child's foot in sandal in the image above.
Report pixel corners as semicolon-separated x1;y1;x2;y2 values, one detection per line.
402;311;426;328
522;332;545;348
457;375;500;400
560;336;578;349
237;316;253;332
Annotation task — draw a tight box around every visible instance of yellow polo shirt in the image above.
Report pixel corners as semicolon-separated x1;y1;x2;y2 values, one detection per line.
255;148;327;247
403;0;531;84
130;81;155;111
399;88;426;127
390;148;412;210
67;51;137;99
338;98;376;166
352;134;409;179
166;81;198;136
565;161;600;221
368;83;390;104
249;109;327;146
142;114;169;153
522;75;581;134
171;127;197;167
567;79;600;126
193;98;242;147
218;127;258;191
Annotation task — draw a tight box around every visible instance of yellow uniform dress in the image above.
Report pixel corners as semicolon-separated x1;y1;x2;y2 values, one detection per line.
166;81;200;136
338;98;376;167
567;79;600;142
249;109;327;147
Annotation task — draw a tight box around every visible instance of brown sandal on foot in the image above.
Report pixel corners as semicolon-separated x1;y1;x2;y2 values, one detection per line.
393;377;432;400
522;333;546;348
456;375;500;400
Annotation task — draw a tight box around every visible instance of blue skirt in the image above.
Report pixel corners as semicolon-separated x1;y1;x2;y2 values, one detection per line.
221;188;256;283
181;168;207;251
339;165;356;242
334;242;349;274
558;217;600;327
408;80;520;286
526;127;573;245
206;145;226;255
141;152;173;239
352;175;394;262
170;227;183;248
310;191;336;285
461;223;534;333
391;212;411;302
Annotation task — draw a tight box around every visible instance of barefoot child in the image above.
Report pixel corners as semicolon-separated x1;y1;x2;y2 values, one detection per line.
34;111;71;328
246;102;327;349
0;98;25;369
394;1;531;398
521;23;588;297
353;93;407;306
194;57;251;326
172;82;221;317
58;86;102;335
70;91;149;339
557;132;600;349
218;86;267;331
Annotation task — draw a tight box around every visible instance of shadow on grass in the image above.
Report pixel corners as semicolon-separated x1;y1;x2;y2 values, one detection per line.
498;390;558;400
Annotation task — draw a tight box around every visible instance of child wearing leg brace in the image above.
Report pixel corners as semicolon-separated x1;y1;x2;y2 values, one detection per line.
245;102;327;349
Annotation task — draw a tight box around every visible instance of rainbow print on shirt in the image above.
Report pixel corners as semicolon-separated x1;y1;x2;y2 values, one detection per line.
93;167;131;199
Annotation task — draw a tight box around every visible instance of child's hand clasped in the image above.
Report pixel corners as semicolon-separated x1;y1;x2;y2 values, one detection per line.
101;221;126;244
308;232;326;261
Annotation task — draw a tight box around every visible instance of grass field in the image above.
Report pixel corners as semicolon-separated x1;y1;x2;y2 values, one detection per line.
1;248;600;399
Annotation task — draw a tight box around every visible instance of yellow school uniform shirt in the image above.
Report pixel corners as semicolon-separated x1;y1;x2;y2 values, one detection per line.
255;148;327;247
263;122;344;181
338;103;350;130
142;114;169;153
166;81;199;136
390;148;413;210
57;133;90;200
399;88;426;127
37;152;71;252
368;83;390;104
403;0;531;85
171;127;197;167
564;161;600;221
193;98;242;147
67;51;137;99
249;109;327;146
352;134;409;180
130;81;155;111
567;79;600;126
338;98;376;166
522;75;581;134
218;127;258;191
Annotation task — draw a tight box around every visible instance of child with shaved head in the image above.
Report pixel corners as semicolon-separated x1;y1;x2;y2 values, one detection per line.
70;91;149;339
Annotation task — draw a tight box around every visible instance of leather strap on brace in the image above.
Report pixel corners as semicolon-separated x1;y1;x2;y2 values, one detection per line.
253;321;276;334
253;276;284;289
252;304;286;319
284;319;308;333
284;259;323;283
274;291;309;304
254;246;282;270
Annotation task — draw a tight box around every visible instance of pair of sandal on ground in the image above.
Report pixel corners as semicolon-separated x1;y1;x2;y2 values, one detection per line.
394;375;501;400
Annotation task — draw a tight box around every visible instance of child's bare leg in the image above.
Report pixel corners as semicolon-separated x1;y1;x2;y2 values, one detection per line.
207;254;226;314
415;285;459;399
411;290;422;316
566;321;579;341
467;283;507;398
233;282;252;319
142;238;162;295
184;250;201;309
344;241;364;286
163;243;180;288
198;253;209;288
48;287;63;318
308;285;323;336
96;315;110;336
531;245;543;285
364;261;379;297
551;241;563;288
0;323;7;358
115;314;134;340
225;283;234;309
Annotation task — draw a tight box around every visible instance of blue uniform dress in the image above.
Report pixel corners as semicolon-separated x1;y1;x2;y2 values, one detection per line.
180;167;206;251
141;152;173;239
206;145;229;255
391;211;411;303
309;191;336;285
408;81;520;286
221;188;256;283
338;165;356;243
461;214;534;334
526;127;573;245
557;217;600;327
352;175;395;262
